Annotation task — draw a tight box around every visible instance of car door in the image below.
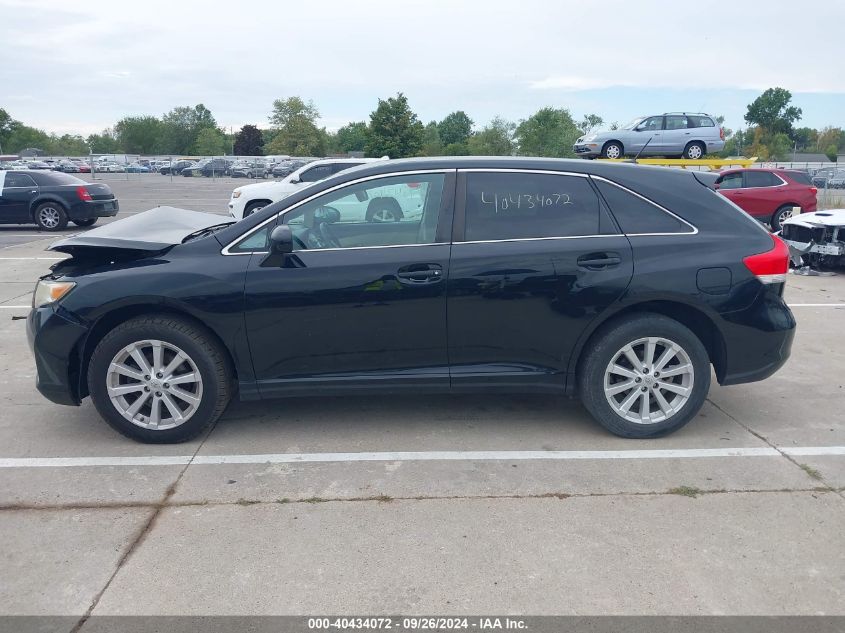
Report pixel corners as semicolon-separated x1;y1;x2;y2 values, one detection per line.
238;169;455;397
628;116;664;155
662;115;691;155
714;171;746;210
447;169;633;392
740;170;786;218
0;172;38;223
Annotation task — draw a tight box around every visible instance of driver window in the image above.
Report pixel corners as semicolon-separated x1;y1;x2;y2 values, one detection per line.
281;173;445;250
638;117;663;131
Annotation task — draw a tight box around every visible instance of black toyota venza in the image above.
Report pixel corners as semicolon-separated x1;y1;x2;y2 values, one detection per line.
28;158;795;443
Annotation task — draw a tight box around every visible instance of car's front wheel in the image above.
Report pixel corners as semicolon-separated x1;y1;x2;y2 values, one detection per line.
601;142;623;159
88;315;233;443
34;202;68;231
578;313;710;438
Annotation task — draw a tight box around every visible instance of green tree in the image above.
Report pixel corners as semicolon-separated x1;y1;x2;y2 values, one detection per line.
579;114;604;135
47;134;89;156
468;116;515;156
114;116;162;154
335;121;369;153
193;127;229;155
824;144;839;161
791;126;817;151
438;111;473;147
0;108;22;152
420;121;442;156
5;125;52;154
159;104;217;154
266;96;327;156
233;124;264;155
87;129;121;154
815;127;842;155
515;107;580;157
365;92;424;158
744;88;802;136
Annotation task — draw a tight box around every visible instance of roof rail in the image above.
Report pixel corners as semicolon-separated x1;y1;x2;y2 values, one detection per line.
662;112;710;116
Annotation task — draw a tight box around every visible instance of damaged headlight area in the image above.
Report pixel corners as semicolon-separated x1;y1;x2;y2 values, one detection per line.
780;209;845;269
32;280;76;308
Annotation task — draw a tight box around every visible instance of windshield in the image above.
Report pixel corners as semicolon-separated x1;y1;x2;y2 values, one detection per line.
621;117;646;130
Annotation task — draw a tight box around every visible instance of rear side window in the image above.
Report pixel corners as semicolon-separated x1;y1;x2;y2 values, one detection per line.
786;171;812;186
665;115;689;131
745;171;781;188
4;173;37;187
463;172;603;241
594;179;689;234
298;165;333;182
687;115;715;128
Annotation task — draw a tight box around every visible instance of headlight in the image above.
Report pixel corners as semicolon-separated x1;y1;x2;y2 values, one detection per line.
33;280;76;308
232;191;242;198
582;135;597;142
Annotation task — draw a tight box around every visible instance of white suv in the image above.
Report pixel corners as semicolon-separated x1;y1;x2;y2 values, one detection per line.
228;157;387;220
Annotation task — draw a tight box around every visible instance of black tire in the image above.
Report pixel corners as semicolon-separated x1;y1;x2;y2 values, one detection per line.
365;197;403;222
244;200;270;217
771;205;796;232
33;202;69;231
578;313;711;439
601;141;623;159
72;218;98;227
87;315;233;443
683;142;706;160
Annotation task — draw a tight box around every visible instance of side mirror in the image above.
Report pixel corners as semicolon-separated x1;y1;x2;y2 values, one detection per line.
261;225;295;267
289;177;301;184
269;224;294;254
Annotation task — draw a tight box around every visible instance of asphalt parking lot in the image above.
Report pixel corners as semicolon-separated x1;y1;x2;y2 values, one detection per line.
1;175;844;623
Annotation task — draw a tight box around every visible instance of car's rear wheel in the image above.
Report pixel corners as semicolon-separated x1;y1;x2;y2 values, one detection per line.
88;315;233;443
771;205;796;232
683;142;705;160
72;218;98;227
34;203;68;231
578;313;710;438
601;142;623;159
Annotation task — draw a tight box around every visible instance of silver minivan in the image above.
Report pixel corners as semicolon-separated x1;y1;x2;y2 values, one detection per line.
573;113;725;160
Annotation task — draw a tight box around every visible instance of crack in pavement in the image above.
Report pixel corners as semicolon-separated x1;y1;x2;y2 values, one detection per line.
3;485;840;513
707;397;845;501
67;421;219;633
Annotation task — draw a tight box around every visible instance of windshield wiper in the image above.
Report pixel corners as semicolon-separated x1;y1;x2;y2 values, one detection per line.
182;222;235;243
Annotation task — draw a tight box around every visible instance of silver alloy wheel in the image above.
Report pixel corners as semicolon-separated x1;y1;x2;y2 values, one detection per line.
776;207;792;226
106;339;203;430
603;336;694;425
38;206;61;229
686;144;703;159
605;144;621;159
372;208;398;222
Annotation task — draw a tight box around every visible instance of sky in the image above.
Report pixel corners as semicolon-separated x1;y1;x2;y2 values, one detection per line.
2;0;844;137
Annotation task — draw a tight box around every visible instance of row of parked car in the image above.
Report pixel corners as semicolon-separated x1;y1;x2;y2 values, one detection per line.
1;158;92;173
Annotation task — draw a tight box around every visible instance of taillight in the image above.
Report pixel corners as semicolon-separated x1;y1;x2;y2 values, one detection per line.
743;234;789;284
76;186;93;202
810;187;818;195
719;127;725;141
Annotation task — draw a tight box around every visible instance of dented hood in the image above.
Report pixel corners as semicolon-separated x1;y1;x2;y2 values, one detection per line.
48;206;232;256
782;209;845;229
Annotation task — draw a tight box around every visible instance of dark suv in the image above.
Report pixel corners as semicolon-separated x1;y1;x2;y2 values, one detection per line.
28;158;795;443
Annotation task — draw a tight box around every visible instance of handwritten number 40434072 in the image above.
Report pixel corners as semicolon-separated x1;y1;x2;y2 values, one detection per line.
480;192;573;213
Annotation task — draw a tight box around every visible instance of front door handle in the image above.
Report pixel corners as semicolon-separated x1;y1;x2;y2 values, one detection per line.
397;264;443;284
577;253;622;270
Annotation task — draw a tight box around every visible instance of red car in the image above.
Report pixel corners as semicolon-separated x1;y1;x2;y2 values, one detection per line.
714;168;817;230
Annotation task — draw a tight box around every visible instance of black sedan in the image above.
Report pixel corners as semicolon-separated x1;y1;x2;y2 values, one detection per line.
0;170;118;230
27;157;795;443
160;160;196;175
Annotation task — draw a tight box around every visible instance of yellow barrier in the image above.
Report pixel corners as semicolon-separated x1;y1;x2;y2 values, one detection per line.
597;157;758;170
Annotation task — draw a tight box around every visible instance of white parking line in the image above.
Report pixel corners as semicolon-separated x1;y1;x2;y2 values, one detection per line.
0;305;30;309
0;257;64;260
0;446;842;468
789;303;845;307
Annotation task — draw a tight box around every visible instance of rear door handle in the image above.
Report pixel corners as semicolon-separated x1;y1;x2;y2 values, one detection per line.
397;263;443;284
577;253;622;270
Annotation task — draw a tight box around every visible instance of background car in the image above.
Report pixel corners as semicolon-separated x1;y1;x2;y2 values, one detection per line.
231;160;267;178
826;170;845;189
0;169;118;230
228;157;386;219
55;160;80;173
23;160;52;170
160;160;195;175
573;112;725;159
271;159;307;178
714;168;818;230
182;158;232;177
126;163;150;173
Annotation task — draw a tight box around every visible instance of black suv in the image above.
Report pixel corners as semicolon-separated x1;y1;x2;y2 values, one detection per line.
28;158;794;442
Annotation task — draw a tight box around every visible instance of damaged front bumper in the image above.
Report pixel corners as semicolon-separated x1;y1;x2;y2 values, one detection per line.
780;211;845;262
